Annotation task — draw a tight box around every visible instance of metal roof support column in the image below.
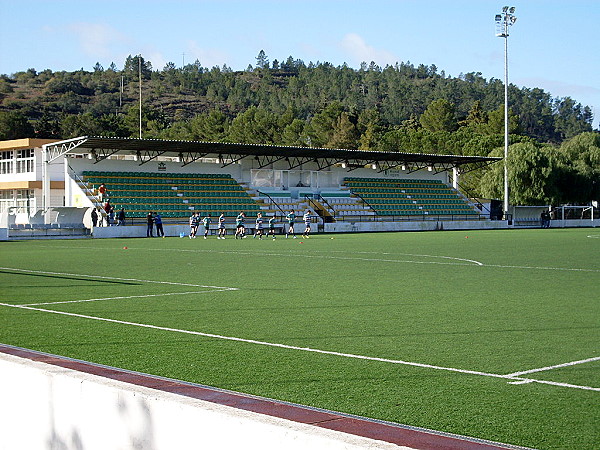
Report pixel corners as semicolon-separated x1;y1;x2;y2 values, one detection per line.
41;146;50;223
452;167;460;189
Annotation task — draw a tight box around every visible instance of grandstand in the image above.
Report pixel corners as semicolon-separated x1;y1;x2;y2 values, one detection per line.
343;177;479;218
82;171;260;218
1;136;520;237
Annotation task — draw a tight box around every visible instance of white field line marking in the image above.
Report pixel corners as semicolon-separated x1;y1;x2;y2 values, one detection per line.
506;356;600;377
140;248;600;273
587;235;600;238
1;302;599;392
144;248;487;267
0;267;238;291
31;245;600;272
23;289;232;307
313;250;484;266
305;250;484;266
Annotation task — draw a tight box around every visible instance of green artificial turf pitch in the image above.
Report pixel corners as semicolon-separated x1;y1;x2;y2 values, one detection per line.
1;229;599;449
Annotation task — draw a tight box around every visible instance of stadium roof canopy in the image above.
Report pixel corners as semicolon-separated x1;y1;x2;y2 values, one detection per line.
43;136;500;174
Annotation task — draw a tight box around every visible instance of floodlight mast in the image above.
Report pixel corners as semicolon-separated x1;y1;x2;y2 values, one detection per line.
139;55;143;139
495;6;517;218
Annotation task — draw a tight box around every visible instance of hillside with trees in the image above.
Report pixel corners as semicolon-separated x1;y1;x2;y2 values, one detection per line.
0;52;598;204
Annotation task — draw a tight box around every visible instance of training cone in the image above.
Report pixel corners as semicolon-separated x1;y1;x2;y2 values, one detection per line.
123;246;128;249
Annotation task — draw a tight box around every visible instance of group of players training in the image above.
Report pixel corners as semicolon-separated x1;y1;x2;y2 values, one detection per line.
188;209;312;240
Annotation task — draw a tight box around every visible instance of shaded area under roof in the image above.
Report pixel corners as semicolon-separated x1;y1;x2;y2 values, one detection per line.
43;136;501;173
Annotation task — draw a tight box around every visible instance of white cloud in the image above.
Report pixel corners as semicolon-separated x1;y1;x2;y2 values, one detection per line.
67;22;130;60
339;33;398;66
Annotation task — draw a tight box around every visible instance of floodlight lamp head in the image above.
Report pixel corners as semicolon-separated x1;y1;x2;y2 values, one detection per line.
503;6;509;12
495;14;502;22
509;6;515;13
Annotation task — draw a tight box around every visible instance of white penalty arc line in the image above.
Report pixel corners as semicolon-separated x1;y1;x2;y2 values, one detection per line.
1;302;598;393
0;267;239;291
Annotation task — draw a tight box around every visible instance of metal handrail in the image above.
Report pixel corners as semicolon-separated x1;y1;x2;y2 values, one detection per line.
67;164;106;219
315;194;337;218
448;178;492;218
256;190;286;216
348;189;376;211
302;195;328;229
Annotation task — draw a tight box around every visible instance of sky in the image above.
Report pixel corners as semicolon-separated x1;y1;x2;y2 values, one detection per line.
1;0;599;129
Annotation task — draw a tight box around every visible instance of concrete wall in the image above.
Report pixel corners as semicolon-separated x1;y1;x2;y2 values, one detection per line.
552;219;597;228
92;224;190;239
325;220;510;233
0;352;401;450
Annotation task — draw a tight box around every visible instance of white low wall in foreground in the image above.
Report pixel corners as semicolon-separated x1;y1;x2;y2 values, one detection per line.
91;224;189;239
0;353;403;450
325;220;510;233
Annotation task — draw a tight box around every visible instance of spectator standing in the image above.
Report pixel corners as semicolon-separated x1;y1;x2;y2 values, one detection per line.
91;208;98;227
104;200;111;215
146;212;154;237
108;207;115;226
154;212;164;237
98;183;107;202
117;207;126;226
96;207;104;227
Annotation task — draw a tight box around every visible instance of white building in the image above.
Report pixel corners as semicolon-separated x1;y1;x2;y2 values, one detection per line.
0;138;63;214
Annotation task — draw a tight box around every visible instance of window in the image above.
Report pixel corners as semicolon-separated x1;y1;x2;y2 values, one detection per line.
0;190;36;213
0;151;13;174
15;189;34;211
0;190;14;214
16;148;34;173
